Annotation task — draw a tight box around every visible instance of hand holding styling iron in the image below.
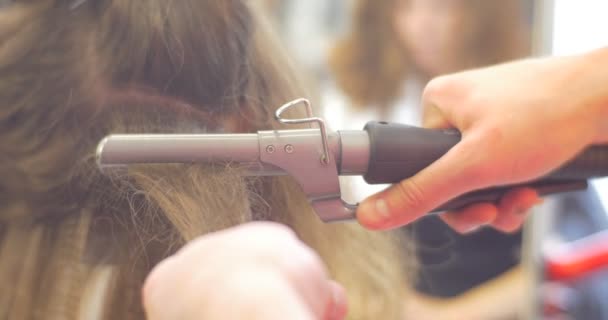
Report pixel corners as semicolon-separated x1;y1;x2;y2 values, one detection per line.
358;48;608;232
96;49;608;231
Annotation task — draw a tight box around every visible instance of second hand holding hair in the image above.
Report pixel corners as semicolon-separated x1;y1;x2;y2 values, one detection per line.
143;222;348;320
358;48;608;232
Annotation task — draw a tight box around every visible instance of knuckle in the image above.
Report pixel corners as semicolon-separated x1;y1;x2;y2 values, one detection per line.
423;76;451;101
424;74;471;102
464;87;489;108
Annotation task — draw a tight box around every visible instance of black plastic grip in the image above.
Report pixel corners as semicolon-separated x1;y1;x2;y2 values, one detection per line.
550;145;608;179
363;121;608;184
363;122;461;184
362;121;608;213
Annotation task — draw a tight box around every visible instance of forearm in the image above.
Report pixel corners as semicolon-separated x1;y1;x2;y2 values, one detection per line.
575;47;608;143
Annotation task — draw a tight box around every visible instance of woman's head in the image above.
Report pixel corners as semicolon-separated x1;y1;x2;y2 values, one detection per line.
394;0;530;76
0;1;410;319
331;0;531;109
394;0;474;76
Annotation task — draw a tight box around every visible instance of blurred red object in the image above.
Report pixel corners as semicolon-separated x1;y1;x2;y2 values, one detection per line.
545;230;608;281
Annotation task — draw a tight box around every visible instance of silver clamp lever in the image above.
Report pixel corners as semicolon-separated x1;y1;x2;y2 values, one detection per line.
275;98;331;164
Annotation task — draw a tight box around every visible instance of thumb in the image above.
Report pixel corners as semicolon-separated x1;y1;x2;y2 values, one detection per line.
357;137;485;230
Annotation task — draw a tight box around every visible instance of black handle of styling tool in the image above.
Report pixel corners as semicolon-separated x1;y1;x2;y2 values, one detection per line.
363;121;608;212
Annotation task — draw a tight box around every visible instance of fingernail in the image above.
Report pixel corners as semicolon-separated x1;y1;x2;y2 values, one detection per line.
375;199;391;220
358;198;391;228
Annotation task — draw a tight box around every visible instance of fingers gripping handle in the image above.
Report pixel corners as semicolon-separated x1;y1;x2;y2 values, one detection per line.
362;121;608;212
434;180;588;212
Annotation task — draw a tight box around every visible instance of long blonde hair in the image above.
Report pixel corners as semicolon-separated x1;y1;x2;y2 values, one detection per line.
0;1;412;319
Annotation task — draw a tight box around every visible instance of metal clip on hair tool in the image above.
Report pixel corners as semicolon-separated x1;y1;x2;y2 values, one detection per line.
96;98;608;223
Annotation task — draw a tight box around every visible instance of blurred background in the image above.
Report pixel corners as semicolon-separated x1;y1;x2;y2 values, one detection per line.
258;0;608;319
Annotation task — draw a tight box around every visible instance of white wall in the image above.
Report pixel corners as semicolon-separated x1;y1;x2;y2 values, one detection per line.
552;0;608;209
552;0;608;55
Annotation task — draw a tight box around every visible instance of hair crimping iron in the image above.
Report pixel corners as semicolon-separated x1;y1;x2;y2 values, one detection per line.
97;98;608;222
